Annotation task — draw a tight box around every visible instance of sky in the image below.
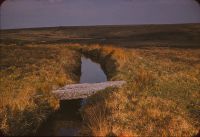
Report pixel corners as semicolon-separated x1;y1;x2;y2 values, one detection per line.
1;0;200;29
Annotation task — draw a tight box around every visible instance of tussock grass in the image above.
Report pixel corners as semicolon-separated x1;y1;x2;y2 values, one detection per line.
1;23;200;136
0;44;81;135
79;45;200;136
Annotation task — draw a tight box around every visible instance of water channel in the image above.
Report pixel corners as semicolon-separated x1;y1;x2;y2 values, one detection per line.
36;56;107;136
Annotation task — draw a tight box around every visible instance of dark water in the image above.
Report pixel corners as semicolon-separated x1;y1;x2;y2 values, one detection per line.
1;0;200;29
36;56;107;136
36;100;82;136
80;56;107;83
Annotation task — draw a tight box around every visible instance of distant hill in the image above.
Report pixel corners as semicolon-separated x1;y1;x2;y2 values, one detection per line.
1;23;200;48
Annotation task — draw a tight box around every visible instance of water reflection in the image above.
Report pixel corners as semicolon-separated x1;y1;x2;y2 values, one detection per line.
36;56;107;136
80;56;107;83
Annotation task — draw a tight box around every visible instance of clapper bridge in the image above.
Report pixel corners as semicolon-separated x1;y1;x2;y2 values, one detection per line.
52;81;126;100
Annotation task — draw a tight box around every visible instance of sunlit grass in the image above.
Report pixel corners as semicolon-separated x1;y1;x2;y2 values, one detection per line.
79;45;200;136
0;44;81;135
1;43;199;136
1;23;200;136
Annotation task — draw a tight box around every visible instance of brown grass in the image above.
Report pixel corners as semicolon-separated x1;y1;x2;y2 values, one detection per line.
1;23;200;136
1;43;199;136
0;44;81;135
79;45;200;137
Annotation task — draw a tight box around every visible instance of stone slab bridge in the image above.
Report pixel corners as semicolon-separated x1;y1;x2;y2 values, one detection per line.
52;81;126;100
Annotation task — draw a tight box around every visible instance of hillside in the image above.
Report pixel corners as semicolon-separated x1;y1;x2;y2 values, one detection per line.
1;23;200;48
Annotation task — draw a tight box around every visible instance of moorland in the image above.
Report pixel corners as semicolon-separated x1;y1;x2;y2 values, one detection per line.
0;23;200;136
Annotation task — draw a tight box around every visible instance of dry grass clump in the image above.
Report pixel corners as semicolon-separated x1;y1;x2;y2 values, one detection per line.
80;45;200;136
0;44;81;135
81;88;137;137
79;44;128;80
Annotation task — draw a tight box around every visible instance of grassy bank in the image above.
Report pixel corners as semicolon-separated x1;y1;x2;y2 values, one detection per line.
1;23;200;136
0;44;81;135
78;45;200;136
